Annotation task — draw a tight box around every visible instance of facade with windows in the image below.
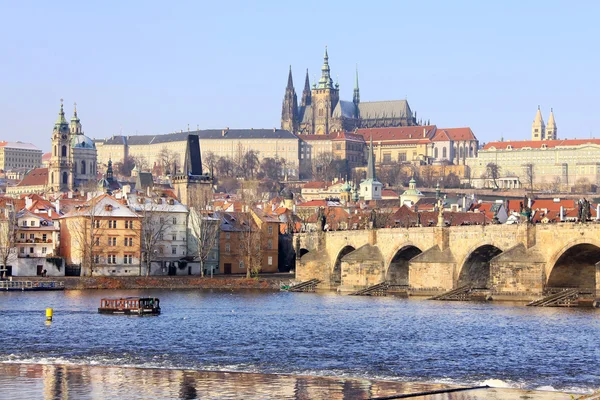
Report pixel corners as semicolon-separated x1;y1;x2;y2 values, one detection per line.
0;141;42;171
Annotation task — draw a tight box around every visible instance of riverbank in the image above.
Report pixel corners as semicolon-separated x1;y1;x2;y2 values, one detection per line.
20;274;293;290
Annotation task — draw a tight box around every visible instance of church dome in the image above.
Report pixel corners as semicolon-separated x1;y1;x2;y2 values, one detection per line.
71;134;96;149
341;182;352;192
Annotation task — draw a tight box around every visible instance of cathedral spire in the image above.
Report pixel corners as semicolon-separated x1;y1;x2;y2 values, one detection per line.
301;68;311;107
317;46;334;89
353;65;360;106
532;105;546;141
286;65;294;89
281;66;298;133
55;99;67;126
546;107;557;140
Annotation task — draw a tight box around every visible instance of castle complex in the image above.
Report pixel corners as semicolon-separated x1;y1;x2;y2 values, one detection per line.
281;48;417;135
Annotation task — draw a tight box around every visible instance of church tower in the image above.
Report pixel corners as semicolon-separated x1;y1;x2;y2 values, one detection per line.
300;69;311;107
546;108;557;140
353;66;360;118
312;47;339;135
49;100;72;192
281;66;299;133
359;136;383;201
531;106;546;141
70;102;82;135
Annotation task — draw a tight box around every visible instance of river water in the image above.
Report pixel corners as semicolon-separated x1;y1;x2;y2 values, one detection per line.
0;289;598;398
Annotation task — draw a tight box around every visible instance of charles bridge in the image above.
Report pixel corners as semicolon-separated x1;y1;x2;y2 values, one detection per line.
295;223;600;298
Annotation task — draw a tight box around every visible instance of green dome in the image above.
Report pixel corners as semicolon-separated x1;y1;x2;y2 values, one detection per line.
71;135;95;149
341;182;352;192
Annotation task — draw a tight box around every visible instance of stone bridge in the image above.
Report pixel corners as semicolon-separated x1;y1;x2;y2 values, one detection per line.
295;224;600;297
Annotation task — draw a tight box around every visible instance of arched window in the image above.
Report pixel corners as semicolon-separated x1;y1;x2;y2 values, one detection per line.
442;147;447;159
61;145;67;157
469;146;473;158
459;147;464;159
81;160;86;174
434;148;439;158
51;173;54;184
62;171;68;184
53;146;57;157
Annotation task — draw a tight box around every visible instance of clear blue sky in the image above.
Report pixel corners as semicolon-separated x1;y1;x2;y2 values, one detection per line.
1;1;598;152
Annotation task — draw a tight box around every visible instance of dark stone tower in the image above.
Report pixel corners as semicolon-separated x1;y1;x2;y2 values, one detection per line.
281;66;299;133
353;66;360;118
301;69;311;107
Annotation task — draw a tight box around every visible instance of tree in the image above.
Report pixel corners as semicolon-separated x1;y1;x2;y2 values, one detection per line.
550;176;562;193
0;203;17;279
132;155;150;173
158;147;178;175
259;157;283;181
203;151;217;178
188;190;220;278
68;196;103;276
116;155;136;177
136;199;173;277
238;184;262;278
216;156;234;178
524;163;535;197
242;150;260;179
313;151;335;182
485;163;501;189
443;172;461;188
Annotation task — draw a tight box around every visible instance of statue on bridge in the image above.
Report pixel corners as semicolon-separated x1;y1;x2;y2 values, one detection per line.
317;207;327;231
578;198;591;223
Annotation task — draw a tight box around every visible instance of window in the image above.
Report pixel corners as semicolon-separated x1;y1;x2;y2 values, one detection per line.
125;220;130;229
159;233;164;240
434;148;438;158
160;217;165;224
42;234;47;242
94;237;100;246
29;247;33;254
108;220;117;229
443;148;447;158
22;221;27;227
94;255;99;264
225;243;230;252
61;145;67;157
42;247;47;254
239;260;244;269
29;234;34;239
20;233;24;239
267;239;273;250
226;232;230;239
268;226;273;235
171;246;177;255
124;255;133;264
172;217;177;224
398;153;407;162
20;247;24;254
172;234;177;241
108;237;117;246
124;237;133;246
268;256;273;265
383;153;392;163
107;255;116;264
159;247;163;254
94;220;100;229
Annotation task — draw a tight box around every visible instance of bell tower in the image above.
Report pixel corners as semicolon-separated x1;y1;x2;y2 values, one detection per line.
49;99;72;192
312;47;339;135
531;106;545;141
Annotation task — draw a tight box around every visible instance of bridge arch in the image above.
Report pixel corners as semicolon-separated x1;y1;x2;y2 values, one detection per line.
297;248;310;259
458;244;503;289
545;239;600;291
332;245;356;286
386;244;422;286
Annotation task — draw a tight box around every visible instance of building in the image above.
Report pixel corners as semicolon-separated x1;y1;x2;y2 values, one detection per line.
282;48;417;135
297;131;366;178
359;137;383;201
6;168;49;196
531;106;557;141
48;101;97;192
59;194;141;276
0;142;42;171
467;138;600;190
96;129;300;178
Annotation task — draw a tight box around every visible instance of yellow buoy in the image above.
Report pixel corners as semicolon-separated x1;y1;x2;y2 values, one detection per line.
46;308;53;322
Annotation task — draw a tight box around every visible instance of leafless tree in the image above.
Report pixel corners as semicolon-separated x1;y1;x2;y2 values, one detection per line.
188;190;219;277
0;203;17;279
216;156;235;178
313;151;335;182
158;147;178;175
238;211;262;278
132;155;150;173
68;196;103;276
134;199;173;277
203;151;217;178
524;163;535;197
485;162;501;189
550;176;562;193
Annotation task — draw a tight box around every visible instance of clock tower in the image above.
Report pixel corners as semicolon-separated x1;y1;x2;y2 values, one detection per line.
49;99;72;192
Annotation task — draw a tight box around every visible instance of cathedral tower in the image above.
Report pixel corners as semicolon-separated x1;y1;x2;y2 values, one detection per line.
546;108;557;140
353;66;360;118
312;47;339;135
281;66;299;133
531;106;546;141
300;69;311;107
49;100;72;192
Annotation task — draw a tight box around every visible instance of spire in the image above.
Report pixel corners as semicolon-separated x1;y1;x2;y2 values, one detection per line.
301;69;311;107
353;65;360;106
546;107;557;140
532;105;545;141
106;158;114;181
71;102;79;121
367;135;376;180
55;99;67;126
317;46;334;89
286;65;294;89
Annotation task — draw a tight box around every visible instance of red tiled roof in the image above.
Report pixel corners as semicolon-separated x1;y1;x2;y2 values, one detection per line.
297;200;328;207
441;127;476;141
507;199;576;213
302;181;328;189
17;168;48;187
381;189;398;198
42;152;52;161
355;125;437;142
483;138;600;151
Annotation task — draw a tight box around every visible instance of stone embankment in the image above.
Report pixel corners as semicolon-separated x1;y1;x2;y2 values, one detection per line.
24;274;294;291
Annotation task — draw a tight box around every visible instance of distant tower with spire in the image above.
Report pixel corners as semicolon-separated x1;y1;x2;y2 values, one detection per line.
353;66;360;118
359;136;383;201
281;66;299;133
49;99;72;192
531;106;546;141
546;108;557;140
311;46;340;135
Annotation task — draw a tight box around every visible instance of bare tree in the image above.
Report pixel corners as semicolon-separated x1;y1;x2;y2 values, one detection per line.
238;211;262;278
0;203;17;279
524;163;535;197
135;199;173;277
132;155;150;173
68;196;103;276
313;151;335;181
485;163;501;189
203;151;217;178
188;190;220;277
551;176;562;193
158;147;178;175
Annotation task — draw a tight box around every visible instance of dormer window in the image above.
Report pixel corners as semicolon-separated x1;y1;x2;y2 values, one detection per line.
507;145;512;150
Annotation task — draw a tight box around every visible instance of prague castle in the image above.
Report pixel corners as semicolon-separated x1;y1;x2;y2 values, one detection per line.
281;48;418;135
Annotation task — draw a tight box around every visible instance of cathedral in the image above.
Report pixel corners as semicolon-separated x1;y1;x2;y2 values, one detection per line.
281;48;418;135
49;100;97;192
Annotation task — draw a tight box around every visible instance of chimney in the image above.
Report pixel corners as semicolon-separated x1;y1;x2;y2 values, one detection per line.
527;197;532;209
55;199;60;213
560;206;564;221
462;195;467;210
68;192;73;199
222;128;228;137
48;209;52;217
25;196;32;209
123;184;131;198
423;128;426;137
273;128;277;132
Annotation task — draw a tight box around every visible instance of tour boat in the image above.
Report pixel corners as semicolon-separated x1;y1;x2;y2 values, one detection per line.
98;297;161;315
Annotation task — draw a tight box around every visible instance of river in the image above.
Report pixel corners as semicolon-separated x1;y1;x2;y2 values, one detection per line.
0;289;598;398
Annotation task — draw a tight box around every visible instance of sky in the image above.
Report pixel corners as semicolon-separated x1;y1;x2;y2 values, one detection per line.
0;1;598;152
